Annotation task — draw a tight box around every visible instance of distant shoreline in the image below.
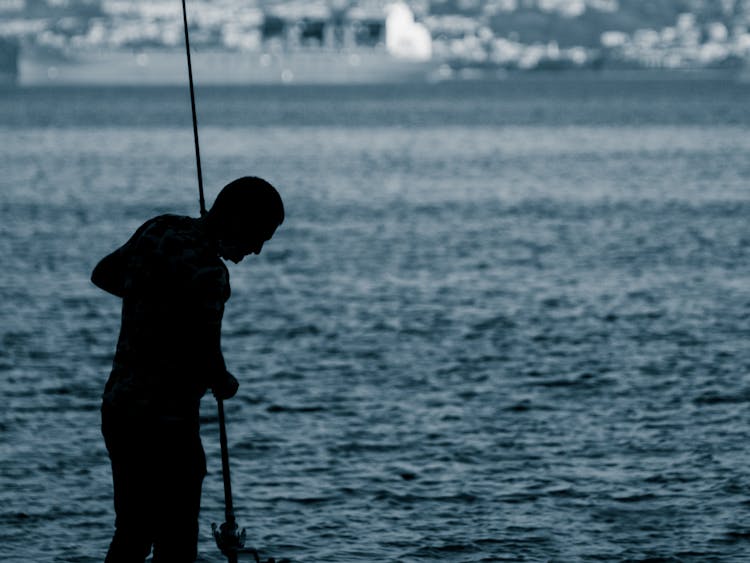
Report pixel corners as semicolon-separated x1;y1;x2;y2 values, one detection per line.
7;66;746;88
505;67;744;81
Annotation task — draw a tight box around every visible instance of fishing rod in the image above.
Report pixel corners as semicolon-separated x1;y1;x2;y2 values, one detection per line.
180;2;248;562
212;397;252;563
180;5;288;562
180;0;206;217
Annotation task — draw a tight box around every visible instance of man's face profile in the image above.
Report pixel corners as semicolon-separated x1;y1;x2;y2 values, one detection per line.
219;219;277;264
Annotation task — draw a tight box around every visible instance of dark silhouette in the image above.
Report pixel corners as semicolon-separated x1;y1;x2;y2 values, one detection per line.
92;176;284;562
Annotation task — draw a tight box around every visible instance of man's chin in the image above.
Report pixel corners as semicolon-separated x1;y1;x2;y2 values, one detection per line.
220;250;246;263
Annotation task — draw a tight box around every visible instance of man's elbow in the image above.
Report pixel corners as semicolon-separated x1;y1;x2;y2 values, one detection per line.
91;262;105;288
91;257;126;298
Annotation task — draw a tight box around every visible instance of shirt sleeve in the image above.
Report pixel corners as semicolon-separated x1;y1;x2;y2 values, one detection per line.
91;218;160;298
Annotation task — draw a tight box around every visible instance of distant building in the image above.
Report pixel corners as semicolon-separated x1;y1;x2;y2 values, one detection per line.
259;0;431;59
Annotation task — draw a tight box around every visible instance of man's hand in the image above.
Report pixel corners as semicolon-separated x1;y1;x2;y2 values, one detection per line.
212;371;239;401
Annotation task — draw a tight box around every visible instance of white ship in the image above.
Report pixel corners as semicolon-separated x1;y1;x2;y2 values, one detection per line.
18;2;437;85
19;46;438;85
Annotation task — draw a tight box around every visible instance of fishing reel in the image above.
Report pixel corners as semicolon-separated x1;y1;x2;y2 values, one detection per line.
212;521;288;563
212;520;247;560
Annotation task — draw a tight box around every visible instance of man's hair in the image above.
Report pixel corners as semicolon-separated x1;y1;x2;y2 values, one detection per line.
209;176;284;226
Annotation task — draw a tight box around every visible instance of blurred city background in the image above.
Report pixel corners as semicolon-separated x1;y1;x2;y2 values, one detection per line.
3;2;750;562
2;0;750;83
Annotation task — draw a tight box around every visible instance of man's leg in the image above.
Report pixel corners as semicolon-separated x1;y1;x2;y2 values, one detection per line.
102;408;156;563
151;421;206;563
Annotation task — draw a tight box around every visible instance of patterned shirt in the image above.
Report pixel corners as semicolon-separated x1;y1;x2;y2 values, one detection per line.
93;214;230;419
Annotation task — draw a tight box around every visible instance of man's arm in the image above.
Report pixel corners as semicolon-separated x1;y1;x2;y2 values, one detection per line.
91;218;159;298
195;307;238;400
190;262;238;400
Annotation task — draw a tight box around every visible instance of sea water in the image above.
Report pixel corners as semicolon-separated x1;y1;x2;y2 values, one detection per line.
1;76;749;562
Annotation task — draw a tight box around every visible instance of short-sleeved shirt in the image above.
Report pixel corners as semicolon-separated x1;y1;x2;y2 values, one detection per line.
101;214;230;419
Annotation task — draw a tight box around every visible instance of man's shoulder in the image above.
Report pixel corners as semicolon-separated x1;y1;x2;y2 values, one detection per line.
129;214;219;264
125;214;228;299
148;214;228;280
136;214;194;242
131;214;206;255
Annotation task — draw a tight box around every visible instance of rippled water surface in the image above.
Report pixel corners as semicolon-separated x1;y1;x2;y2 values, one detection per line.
1;77;750;562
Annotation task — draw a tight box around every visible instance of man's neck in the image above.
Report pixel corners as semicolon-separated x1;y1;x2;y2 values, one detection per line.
196;215;221;254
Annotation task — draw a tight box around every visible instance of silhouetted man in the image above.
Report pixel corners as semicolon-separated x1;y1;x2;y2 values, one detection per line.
92;177;284;562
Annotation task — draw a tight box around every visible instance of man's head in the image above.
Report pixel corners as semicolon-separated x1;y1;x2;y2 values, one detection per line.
205;176;284;263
